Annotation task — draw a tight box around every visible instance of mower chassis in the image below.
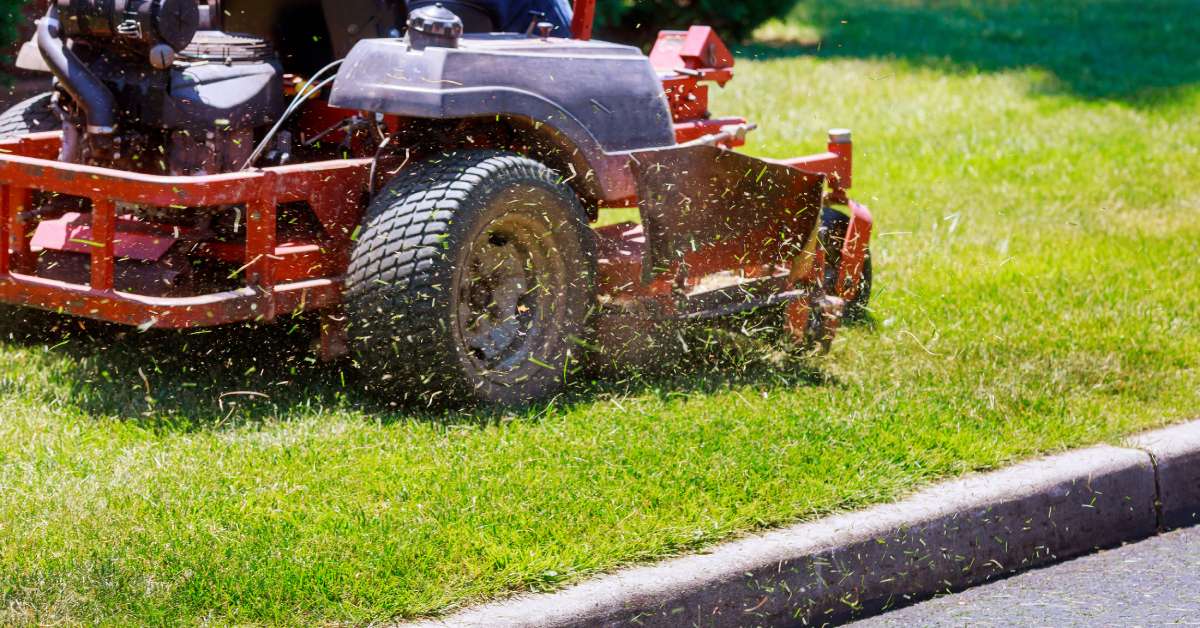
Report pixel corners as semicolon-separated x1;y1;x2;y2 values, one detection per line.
0;129;871;349
0;132;368;331
0;19;873;355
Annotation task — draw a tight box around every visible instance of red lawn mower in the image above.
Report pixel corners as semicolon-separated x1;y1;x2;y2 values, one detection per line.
0;0;872;404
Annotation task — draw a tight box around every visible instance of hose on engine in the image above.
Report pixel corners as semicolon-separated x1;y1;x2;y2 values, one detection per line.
37;5;117;135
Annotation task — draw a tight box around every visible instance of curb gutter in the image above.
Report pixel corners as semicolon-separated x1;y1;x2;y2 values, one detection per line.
414;420;1200;627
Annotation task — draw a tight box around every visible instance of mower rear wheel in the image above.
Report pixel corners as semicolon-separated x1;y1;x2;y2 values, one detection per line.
345;150;595;406
819;206;872;322
0;93;60;327
0;93;58;139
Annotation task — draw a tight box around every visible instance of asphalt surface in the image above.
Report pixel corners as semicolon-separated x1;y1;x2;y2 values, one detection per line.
851;525;1200;627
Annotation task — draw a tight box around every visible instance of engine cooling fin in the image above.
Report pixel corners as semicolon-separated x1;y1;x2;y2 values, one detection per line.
178;31;276;63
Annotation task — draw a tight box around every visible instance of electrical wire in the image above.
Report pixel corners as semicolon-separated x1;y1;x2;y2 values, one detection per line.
241;59;345;170
243;73;339;169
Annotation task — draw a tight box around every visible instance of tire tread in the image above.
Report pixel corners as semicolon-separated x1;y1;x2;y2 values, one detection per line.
0;93;57;140
345;150;594;404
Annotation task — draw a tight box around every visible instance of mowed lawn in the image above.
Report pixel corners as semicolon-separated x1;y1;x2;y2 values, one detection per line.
3;0;1200;624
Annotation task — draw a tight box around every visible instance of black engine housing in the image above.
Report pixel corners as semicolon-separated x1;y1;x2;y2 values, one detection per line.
59;29;284;174
57;0;201;52
76;31;284;132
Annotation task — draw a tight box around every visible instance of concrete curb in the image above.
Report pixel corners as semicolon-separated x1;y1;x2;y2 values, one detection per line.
1128;421;1200;530
414;420;1200;627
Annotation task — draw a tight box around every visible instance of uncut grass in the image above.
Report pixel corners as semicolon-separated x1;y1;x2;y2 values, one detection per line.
3;0;1200;623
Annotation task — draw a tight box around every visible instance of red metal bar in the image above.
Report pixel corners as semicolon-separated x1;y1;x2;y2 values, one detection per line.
0;153;262;207
827;130;852;189
89;198;116;291
245;172;278;291
272;159;372;240
9;187;33;273
673;117;749;146
773;130;853;193
778;152;841;176
595;222;800;299
196;241;334;285
0;185;9;276
774;130;870;303
0;131;62;160
571;0;595;40
836;200;873;301
0;274;340;328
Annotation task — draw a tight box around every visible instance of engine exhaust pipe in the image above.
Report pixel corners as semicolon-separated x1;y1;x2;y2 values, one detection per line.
37;5;116;135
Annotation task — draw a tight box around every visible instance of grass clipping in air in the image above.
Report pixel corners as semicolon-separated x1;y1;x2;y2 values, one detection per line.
3;0;1200;623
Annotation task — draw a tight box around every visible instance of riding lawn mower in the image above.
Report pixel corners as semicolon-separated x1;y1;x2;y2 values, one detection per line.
0;0;873;405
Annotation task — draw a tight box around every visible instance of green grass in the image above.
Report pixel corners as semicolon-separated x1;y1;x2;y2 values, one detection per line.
4;0;1200;623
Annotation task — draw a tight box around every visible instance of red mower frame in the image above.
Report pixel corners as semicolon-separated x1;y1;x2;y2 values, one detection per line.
0;0;872;357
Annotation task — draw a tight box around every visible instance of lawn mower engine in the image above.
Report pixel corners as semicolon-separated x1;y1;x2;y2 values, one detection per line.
31;0;287;294
42;0;285;175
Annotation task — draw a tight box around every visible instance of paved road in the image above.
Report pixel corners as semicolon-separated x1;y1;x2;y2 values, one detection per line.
852;526;1200;627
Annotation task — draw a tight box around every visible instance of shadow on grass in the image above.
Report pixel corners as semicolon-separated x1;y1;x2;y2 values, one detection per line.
740;0;1200;103
0;307;849;431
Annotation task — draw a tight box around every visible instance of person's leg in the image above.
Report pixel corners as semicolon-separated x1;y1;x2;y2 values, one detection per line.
409;0;574;36
534;0;574;35
494;0;574;35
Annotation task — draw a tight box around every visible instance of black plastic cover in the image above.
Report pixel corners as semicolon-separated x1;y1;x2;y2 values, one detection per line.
330;34;678;197
163;58;284;130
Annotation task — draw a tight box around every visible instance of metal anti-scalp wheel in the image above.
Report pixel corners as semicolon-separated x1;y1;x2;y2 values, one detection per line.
344;150;595;406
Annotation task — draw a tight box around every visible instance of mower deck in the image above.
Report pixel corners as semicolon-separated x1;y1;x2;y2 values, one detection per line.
0;128;871;340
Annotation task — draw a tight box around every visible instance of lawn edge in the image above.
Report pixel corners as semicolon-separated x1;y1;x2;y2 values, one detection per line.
409;419;1200;627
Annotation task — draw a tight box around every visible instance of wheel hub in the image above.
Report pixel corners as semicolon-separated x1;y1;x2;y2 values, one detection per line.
459;231;539;368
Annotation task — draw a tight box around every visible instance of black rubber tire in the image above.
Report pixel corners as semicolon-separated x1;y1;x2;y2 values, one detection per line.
819;206;872;322
0;93;58;139
345;150;596;406
0;93;60;328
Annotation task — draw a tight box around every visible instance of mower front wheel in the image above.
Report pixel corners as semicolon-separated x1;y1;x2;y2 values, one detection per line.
344;151;596;406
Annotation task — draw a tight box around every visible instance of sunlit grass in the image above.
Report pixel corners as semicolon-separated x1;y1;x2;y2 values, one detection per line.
2;0;1200;624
